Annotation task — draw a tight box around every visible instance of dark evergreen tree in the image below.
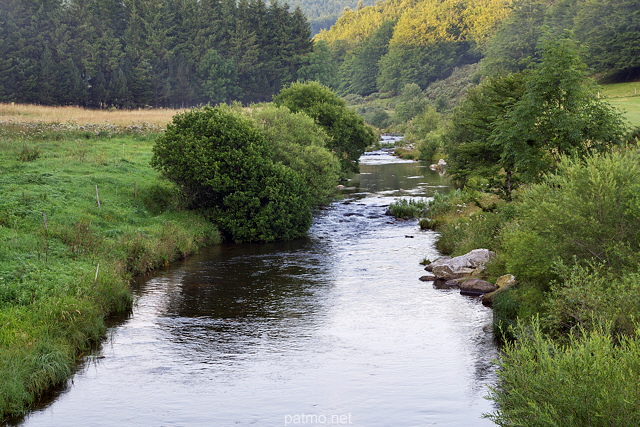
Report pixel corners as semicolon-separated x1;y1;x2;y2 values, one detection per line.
0;0;315;107
479;0;552;76
297;40;338;88
573;0;640;80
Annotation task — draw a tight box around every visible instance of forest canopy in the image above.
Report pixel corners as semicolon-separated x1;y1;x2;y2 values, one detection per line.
0;0;314;108
317;0;640;97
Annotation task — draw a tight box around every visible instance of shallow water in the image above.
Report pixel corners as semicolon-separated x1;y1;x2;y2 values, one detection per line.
20;150;497;426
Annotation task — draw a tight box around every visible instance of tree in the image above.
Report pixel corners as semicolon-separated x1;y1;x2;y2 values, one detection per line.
377;41;473;93
479;0;549;76
151;106;312;242
446;35;627;199
246;104;341;206
573;0;640;80
495;35;627;186
297;40;338;88
0;0;316;107
394;83;427;123
273;81;377;173
338;19;395;96
197;49;240;105
444;72;527;194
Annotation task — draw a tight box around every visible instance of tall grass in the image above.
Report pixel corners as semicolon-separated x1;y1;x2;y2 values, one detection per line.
0;118;221;420
487;320;640;426
388;198;429;219
0;102;184;127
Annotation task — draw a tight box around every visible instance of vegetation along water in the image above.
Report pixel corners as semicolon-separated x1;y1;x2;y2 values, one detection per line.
18;150;501;426
3;0;640;424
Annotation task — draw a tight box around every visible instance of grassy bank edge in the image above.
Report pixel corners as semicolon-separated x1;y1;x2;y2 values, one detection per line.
0;126;222;421
1;222;221;421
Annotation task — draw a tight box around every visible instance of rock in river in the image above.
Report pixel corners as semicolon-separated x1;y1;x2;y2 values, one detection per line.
481;274;517;306
427;249;496;281
459;278;497;296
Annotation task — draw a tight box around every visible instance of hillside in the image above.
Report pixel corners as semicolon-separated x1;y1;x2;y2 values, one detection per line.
292;0;376;34
316;0;514;95
318;0;640;98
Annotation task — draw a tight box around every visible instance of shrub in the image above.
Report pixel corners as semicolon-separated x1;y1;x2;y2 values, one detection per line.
140;181;184;215
151;106;312;242
491;286;521;340
427;189;475;217
361;107;392;129
487;320;640;426
17;145;41;162
388;198;428;219
501;150;640;290
543;262;640;338
402;107;446;163
246;104;341;206
274;81;377;173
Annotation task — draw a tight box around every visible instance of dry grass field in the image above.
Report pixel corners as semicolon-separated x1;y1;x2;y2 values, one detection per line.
0;103;185;127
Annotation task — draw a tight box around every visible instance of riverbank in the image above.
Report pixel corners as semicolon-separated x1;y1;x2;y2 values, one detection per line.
0;121;221;420
19;149;497;426
419;150;640;423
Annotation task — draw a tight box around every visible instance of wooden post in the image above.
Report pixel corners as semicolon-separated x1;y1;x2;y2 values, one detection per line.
134;181;138;198
42;211;49;262
94;263;100;282
95;185;101;208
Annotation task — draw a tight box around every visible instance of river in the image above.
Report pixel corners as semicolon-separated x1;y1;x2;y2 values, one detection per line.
19;149;498;426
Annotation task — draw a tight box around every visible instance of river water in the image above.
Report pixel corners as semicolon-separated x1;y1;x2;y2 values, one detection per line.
20;150;498;426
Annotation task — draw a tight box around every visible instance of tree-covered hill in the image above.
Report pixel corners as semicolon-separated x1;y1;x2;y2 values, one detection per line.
316;0;514;95
318;0;640;97
291;0;376;35
0;0;316;108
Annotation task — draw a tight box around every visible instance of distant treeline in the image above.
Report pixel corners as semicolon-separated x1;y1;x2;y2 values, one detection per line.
316;0;640;96
0;0;317;108
291;0;375;35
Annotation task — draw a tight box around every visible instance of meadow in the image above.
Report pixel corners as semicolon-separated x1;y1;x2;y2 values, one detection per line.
600;81;640;127
0;105;220;420
0;102;184;127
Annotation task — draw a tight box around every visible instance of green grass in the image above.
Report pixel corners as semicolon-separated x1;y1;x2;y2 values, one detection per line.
0;123;221;420
388;198;429;219
601;82;640;127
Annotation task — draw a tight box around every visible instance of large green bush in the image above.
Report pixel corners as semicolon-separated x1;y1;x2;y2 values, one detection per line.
151;106;312;242
487;320;640;426
502;150;640;289
245;104;341;206
544;263;640;338
274;81;377;173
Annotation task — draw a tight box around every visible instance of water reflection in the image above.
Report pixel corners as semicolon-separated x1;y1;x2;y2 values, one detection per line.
158;240;336;362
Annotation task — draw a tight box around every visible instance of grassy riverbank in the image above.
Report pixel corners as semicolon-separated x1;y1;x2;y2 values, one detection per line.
0;109;221;419
421;148;640;423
